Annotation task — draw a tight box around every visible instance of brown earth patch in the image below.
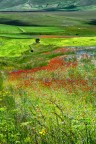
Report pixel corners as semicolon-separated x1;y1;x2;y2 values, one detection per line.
40;35;78;38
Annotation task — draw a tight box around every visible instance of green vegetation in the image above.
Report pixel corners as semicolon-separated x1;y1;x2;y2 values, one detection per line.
0;10;96;144
0;36;96;72
0;57;96;144
1;25;96;38
0;11;96;38
0;37;96;57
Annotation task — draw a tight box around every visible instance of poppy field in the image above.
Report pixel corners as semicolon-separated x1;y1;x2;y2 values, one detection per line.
0;35;96;144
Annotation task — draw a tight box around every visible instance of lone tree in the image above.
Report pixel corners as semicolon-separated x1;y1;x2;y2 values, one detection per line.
35;38;40;44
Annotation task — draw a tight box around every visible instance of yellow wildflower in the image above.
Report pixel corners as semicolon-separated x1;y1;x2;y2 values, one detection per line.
39;129;46;135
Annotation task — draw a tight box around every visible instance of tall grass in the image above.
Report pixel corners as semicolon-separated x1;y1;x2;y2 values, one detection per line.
0;62;96;144
0;88;96;144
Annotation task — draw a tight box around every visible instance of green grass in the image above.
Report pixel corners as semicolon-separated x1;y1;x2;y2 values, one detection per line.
0;61;96;144
0;36;96;70
20;26;64;33
0;37;96;57
0;11;96;144
0;12;83;26
0;38;34;57
0;24;64;35
0;10;95;26
0;24;96;38
0;24;20;33
41;37;96;46
0;11;96;38
0;37;96;144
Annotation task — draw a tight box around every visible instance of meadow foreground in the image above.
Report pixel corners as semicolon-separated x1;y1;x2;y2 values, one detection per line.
0;36;96;144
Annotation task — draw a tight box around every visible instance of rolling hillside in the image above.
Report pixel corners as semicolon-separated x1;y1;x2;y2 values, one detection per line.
0;0;96;11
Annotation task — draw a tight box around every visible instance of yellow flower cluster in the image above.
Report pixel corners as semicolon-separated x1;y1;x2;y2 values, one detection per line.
39;129;46;135
0;91;10;96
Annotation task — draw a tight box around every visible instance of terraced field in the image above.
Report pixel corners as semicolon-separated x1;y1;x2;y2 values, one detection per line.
0;10;96;38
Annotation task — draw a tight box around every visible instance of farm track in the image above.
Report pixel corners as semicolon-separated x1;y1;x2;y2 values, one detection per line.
40;35;79;38
0;34;79;39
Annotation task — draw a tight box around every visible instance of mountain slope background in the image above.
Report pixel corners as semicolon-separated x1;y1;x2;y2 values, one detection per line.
0;0;96;11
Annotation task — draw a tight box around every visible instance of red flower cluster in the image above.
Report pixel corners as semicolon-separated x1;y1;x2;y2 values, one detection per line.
9;56;77;78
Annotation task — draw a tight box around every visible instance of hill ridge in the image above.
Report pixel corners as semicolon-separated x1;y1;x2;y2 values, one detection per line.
0;0;96;11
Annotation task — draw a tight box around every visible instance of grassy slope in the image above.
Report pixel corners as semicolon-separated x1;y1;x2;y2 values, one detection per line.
0;37;96;57
0;37;96;71
1;25;96;38
0;11;95;26
0;12;83;27
0;11;96;39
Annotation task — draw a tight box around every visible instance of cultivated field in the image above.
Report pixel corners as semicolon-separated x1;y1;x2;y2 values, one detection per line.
0;11;96;38
0;11;96;144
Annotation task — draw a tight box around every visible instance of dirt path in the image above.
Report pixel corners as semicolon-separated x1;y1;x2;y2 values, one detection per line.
40;35;79;38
